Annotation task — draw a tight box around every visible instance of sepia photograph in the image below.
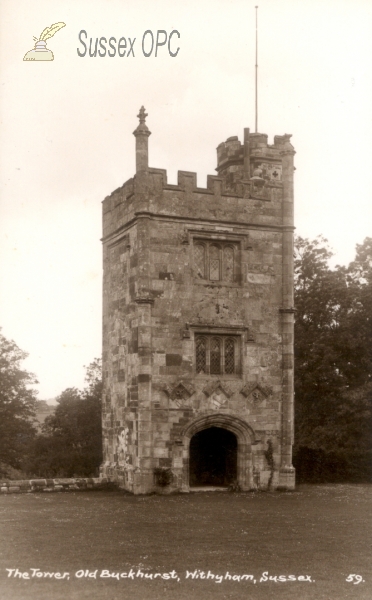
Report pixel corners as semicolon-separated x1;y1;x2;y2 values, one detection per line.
0;1;371;598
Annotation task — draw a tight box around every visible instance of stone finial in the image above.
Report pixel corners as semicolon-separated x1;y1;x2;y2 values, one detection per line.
137;106;148;124
133;106;151;172
133;106;150;135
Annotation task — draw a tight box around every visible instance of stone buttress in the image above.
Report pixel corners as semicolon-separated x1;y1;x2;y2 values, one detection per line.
100;108;296;493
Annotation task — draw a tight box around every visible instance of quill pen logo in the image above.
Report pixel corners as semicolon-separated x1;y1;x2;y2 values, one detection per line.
23;22;66;61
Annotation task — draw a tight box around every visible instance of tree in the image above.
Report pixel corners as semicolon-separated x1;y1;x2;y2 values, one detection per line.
293;237;372;482
0;330;38;470
345;237;372;384
26;359;103;478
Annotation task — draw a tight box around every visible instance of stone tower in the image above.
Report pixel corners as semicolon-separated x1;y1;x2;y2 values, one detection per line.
100;108;295;493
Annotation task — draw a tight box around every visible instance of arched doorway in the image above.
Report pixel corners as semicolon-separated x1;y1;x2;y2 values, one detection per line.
189;427;237;487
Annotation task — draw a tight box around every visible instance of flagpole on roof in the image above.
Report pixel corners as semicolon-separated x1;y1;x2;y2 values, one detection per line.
255;5;258;133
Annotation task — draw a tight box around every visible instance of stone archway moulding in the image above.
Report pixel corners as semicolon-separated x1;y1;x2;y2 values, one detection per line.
179;413;257;491
181;413;257;445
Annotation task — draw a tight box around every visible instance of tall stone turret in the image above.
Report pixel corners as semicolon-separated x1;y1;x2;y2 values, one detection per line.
100;110;295;494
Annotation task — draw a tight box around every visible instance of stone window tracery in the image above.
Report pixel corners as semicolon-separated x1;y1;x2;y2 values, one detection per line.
194;240;237;283
195;334;239;375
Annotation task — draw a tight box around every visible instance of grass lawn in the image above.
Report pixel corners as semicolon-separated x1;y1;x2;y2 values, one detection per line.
0;484;371;600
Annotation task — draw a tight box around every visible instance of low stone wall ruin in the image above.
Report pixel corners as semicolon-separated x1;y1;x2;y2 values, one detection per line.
0;477;117;494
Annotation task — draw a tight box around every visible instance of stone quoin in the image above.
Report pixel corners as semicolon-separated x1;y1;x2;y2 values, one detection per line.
100;108;296;493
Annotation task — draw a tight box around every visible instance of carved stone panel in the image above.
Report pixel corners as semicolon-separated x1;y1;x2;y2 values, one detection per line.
163;381;195;408
240;383;273;405
202;380;233;409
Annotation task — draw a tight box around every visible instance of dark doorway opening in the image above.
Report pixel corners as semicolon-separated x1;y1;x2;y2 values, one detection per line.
189;427;237;487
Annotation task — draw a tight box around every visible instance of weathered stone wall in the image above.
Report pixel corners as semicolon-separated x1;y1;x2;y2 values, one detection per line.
101;123;295;494
0;478;113;494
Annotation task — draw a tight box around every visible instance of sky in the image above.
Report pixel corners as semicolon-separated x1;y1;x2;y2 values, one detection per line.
0;0;371;401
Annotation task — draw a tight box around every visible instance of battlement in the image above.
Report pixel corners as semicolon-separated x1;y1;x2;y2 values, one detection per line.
217;130;292;177
102;111;295;241
103;113;294;211
103;160;284;206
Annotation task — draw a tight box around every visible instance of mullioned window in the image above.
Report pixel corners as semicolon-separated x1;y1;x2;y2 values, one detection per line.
195;335;239;375
194;241;236;283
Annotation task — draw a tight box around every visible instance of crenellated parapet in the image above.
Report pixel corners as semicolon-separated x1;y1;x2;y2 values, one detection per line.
101;167;285;243
102;127;294;243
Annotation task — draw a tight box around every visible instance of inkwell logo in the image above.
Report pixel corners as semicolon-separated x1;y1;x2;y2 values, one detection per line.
23;22;66;61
